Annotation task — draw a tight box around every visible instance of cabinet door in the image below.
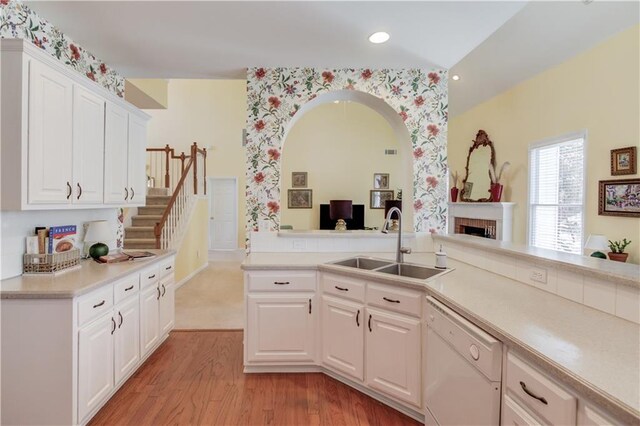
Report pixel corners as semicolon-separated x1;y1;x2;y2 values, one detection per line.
72;85;105;204
114;296;140;385
104;102;129;204
127;114;147;205
247;293;316;363
78;313;114;422
502;395;543;426
365;307;421;407
27;59;73;204
321;295;364;380
139;284;160;358
159;278;175;336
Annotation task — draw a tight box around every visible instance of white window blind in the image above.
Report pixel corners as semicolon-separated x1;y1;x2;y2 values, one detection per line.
528;135;585;254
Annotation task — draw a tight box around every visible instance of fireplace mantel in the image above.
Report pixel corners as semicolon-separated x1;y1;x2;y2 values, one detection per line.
448;202;516;242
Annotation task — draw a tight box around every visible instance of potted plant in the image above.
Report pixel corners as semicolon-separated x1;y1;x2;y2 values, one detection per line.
488;161;510;202
607;238;632;262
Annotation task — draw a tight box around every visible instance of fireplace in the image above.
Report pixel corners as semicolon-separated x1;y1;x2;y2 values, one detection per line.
448;202;515;242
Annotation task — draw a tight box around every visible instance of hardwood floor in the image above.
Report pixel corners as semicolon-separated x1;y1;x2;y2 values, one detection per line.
90;331;421;426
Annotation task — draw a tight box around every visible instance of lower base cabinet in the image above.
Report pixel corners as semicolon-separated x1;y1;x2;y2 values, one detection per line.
140;281;160;357
114;296;140;385
159;277;175;336
247;293;316;363
321;295;364;380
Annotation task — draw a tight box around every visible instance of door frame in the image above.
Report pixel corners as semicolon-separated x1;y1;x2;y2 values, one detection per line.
208;176;238;251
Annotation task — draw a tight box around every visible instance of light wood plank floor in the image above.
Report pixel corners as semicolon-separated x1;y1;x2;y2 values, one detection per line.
89;331;421;426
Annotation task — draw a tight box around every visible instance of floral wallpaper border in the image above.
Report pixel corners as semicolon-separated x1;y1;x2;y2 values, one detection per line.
246;67;448;246
0;0;125;97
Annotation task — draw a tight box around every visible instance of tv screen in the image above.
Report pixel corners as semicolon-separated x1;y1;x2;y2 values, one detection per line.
319;204;365;230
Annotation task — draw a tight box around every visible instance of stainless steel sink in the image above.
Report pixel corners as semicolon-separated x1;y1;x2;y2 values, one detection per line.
376;263;447;280
331;257;394;270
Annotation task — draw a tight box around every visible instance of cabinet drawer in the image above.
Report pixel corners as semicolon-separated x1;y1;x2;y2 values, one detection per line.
322;273;365;302
502;395;543;426
78;285;114;327
140;265;160;289
114;274;139;305
159;256;175;278
366;282;422;317
248;271;316;292
506;352;577;425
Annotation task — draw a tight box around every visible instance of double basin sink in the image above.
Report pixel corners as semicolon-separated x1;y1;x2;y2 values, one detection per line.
328;256;450;281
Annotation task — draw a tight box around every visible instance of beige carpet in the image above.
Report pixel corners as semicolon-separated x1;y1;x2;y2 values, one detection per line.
174;261;244;330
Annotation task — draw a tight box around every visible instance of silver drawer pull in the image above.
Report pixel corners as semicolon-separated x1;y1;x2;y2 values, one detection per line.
383;297;400;303
273;281;290;285
520;381;548;405
93;300;105;309
334;286;349;292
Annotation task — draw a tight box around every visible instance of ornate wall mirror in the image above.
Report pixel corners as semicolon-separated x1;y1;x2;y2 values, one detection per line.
461;130;496;202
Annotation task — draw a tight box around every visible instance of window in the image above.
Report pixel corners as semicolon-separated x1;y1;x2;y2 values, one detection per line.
528;133;585;254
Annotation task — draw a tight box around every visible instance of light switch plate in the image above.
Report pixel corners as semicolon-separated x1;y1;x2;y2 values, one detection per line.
530;267;547;284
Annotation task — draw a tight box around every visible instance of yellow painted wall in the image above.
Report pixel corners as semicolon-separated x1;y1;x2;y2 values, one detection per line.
145;79;247;248
449;25;640;263
174;198;209;283
125;79;169;109
281;102;403;230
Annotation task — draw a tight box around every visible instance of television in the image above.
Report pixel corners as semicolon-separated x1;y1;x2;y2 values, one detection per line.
319;204;365;230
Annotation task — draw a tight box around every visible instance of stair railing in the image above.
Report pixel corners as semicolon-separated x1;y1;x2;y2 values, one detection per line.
149;143;207;249
146;143;207;194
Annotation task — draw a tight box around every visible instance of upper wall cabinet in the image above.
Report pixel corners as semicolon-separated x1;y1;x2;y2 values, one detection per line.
0;39;149;210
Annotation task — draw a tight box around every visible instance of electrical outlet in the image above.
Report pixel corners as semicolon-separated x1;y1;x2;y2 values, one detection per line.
530;267;547;284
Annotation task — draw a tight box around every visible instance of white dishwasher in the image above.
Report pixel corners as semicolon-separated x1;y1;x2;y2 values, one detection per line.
425;296;503;426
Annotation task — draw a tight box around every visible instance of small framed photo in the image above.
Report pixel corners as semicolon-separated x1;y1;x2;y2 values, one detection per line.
292;172;308;188
373;173;389;189
611;147;637;175
598;178;640;217
370;190;394;209
288;189;312;209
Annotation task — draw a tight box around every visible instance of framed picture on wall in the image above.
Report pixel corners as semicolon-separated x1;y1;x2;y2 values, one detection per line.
598;178;640;217
370;190;394;209
292;172;308;188
373;173;390;189
288;189;313;209
610;147;637;175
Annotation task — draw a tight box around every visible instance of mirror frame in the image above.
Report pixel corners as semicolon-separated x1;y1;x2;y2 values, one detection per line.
460;130;496;202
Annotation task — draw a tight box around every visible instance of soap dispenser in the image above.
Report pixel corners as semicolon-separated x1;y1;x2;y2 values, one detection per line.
435;244;447;269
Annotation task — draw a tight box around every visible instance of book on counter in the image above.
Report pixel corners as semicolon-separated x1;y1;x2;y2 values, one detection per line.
48;225;77;254
96;251;156;264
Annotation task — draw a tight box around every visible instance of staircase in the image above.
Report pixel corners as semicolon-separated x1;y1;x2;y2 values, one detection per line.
123;188;170;249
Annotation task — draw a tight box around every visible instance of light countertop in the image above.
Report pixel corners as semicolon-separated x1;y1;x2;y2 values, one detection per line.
242;251;640;423
1;250;175;299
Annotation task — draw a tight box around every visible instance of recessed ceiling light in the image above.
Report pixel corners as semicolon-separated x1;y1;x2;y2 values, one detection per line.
369;32;390;44
452;75;460;81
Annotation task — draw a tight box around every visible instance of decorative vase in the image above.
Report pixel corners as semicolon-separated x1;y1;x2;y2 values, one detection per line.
607;252;628;262
490;183;503;202
450;187;459;202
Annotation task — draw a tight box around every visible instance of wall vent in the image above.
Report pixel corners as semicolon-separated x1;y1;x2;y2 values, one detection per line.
384;149;398;155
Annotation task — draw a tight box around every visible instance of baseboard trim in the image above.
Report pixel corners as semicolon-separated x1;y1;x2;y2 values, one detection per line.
174;261;209;290
208;249;245;262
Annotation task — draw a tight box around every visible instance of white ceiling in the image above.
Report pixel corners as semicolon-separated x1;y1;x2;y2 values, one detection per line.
26;1;639;116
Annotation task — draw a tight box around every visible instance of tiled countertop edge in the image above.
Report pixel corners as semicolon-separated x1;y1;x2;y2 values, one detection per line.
433;234;640;289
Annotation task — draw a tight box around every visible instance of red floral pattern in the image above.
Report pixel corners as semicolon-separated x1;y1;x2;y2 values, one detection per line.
322;71;334;83
267;201;280;214
254;120;265;132
268;96;281;109
427;124;440;137
267;148;280;161
428;72;440;84
254;172;265;184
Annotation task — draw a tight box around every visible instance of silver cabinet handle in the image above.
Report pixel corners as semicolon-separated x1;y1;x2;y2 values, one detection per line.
520;381;548;405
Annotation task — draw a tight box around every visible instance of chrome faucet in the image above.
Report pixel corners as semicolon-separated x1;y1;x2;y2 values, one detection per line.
381;206;412;263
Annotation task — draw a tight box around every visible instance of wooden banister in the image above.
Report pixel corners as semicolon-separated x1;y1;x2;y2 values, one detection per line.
154;156;194;249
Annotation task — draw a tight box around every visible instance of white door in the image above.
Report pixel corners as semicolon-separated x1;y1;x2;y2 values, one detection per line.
139;284;159;358
104;102;129;204
27;59;74;204
72;85;105;204
114;296;140;385
321;295;364;380
78;313;114;422
365;307;421;407
209;177;237;250
247;293;316;363
127;114;147;205
159;278;175;336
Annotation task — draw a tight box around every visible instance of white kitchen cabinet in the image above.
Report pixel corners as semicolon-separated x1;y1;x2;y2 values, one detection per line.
365;307;421;407
159;276;175;336
321;295;364;380
140;283;160;358
114;296;140;386
78;312;115;422
0;38;149;210
27;58;74;205
73;85;105;204
502;395;543;426
578;402;621;426
247;293;316;363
